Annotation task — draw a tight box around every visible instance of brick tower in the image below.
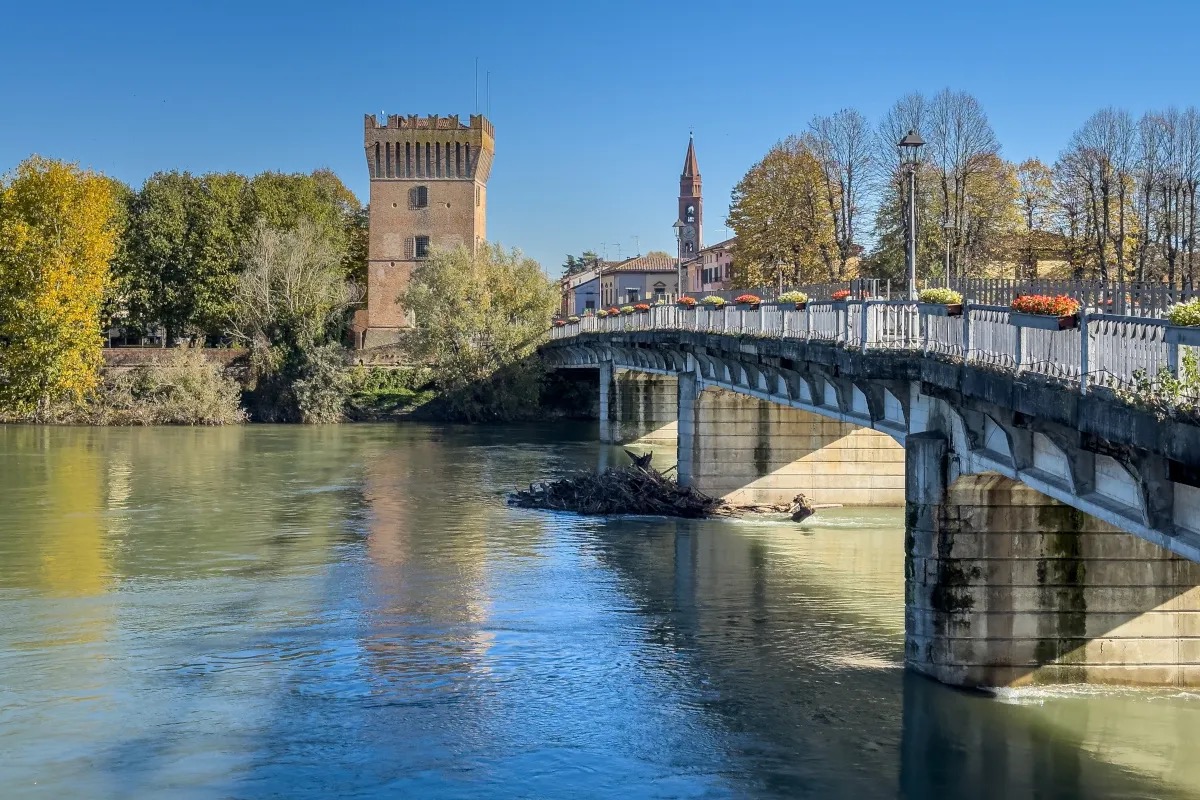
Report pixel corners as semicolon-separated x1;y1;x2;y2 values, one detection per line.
362;113;494;347
678;134;702;257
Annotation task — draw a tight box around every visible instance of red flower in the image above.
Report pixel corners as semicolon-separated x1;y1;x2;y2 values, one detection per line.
677;296;697;307
607;307;620;315
831;289;852;301
1010;294;1080;317
734;294;761;304
633;303;651;312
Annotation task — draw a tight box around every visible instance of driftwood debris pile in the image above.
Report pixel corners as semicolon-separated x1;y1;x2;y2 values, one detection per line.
509;451;723;518
509;450;822;521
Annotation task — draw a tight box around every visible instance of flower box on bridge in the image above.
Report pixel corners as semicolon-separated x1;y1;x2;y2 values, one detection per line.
1009;312;1079;331
917;302;963;318
1165;325;1200;347
769;301;807;311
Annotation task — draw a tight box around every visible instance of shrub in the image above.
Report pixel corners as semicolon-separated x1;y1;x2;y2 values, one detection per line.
347;366;433;394
567;315;580;323
919;288;963;305
80;346;247;426
677;296;697;307
1168;299;1200;327
633;303;651;312
701;295;726;307
831;289;851;301
620;305;635;315
777;290;809;304
734;294;762;305
1011;294;1080;316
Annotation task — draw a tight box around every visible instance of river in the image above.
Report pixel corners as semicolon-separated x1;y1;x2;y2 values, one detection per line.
0;423;1197;799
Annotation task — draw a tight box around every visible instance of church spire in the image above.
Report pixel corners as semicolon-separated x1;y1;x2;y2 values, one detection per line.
681;133;700;178
678;133;702;255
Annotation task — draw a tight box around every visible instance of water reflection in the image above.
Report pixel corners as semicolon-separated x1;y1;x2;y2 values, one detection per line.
0;424;1196;798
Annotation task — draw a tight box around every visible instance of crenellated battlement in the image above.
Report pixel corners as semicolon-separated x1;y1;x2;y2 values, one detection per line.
364;113;494;137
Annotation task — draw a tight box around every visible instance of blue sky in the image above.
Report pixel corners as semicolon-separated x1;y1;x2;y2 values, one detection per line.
2;0;1198;272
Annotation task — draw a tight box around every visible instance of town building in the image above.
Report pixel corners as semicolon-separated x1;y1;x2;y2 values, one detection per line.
360;113;494;348
685;237;736;293
599;253;679;307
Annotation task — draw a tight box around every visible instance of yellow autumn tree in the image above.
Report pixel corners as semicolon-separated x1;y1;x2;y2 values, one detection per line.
0;157;121;419
727;136;838;288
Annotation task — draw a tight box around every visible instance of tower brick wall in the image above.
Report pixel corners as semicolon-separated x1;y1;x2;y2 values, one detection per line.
363;113;493;347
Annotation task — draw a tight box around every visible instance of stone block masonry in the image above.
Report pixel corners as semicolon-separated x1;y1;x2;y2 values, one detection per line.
680;386;904;506
906;433;1200;688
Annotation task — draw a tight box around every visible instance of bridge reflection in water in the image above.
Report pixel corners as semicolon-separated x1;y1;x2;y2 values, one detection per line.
585;501;1200;798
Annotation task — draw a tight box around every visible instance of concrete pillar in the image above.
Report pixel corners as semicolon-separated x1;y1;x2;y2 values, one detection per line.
598;362;615;443
687;386;904;506
601;369;678;445
677;371;698;488
906;453;1200;688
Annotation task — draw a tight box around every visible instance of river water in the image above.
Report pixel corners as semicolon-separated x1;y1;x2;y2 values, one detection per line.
1;423;1198;799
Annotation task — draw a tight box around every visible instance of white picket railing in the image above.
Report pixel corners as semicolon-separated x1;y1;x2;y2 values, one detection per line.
550;300;1196;397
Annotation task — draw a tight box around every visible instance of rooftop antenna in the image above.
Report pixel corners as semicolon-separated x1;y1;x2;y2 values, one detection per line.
632;235;640;256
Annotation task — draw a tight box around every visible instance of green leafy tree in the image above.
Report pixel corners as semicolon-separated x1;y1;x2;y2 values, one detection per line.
403;243;558;421
561;249;601;278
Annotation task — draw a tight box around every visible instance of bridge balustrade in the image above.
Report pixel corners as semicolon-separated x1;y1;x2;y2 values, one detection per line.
551;300;1196;399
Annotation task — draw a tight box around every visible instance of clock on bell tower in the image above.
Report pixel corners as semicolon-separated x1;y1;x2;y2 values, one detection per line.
678;133;702;256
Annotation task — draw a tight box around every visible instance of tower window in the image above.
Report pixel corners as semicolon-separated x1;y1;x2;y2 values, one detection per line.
686;205;695;223
684;242;694;254
412;185;429;209
415;236;431;259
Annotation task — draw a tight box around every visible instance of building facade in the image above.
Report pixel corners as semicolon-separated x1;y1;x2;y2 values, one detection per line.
599;253;680;306
362;113;494;347
687;237;735;293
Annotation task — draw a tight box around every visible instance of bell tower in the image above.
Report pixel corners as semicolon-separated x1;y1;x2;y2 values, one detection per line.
678;134;702;256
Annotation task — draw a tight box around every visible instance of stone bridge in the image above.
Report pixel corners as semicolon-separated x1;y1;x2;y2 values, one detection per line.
542;302;1200;689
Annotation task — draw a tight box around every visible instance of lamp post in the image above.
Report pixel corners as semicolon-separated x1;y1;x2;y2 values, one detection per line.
898;129;925;300
775;257;785;297
673;220;685;300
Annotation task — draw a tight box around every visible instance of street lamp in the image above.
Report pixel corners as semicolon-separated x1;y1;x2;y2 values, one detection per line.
898;129;925;300
775;257;785;297
673;220;685;299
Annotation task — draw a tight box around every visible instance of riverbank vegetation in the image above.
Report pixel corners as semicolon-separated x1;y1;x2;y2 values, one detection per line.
0;155;372;425
402;243;559;422
231;221;358;423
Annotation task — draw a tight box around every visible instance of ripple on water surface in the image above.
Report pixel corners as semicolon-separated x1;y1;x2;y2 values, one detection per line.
0;424;1197;799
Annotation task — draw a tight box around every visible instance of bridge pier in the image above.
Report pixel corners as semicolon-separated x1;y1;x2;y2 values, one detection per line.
599;366;678;445
678;383;904;506
906;433;1200;688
